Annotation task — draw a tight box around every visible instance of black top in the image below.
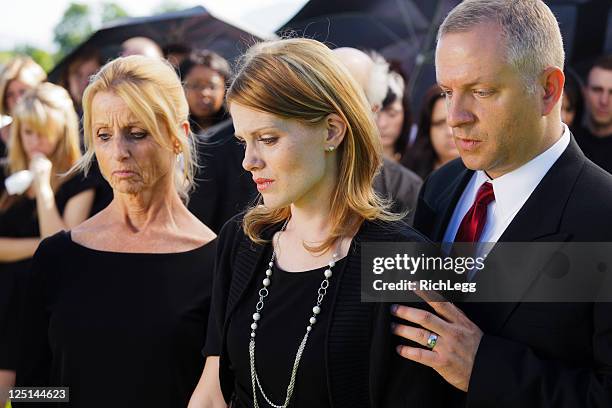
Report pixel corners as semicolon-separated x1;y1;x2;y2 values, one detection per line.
227;243;344;407
205;214;451;408
574;125;612;173
0;172;99;370
0;172;98;239
188;119;257;233
0;136;6;188
16;231;217;408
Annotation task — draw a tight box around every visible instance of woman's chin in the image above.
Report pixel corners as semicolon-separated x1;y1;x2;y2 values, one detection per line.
110;181;144;196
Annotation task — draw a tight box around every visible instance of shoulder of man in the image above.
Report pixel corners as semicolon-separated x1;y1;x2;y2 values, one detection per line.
567;157;612;219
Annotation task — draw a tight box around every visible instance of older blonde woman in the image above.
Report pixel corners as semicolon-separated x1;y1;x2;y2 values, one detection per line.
0;82;96;405
189;38;442;408
17;56;216;408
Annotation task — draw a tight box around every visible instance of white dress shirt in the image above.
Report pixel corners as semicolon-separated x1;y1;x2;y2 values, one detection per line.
443;125;571;246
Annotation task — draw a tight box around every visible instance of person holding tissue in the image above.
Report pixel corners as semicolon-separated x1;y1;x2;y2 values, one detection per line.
0;82;97;401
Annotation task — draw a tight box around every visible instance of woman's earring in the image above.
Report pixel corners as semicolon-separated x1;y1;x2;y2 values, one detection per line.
326;145;336;152
173;142;182;155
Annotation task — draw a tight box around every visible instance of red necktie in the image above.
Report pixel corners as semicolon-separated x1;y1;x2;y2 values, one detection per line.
454;182;495;242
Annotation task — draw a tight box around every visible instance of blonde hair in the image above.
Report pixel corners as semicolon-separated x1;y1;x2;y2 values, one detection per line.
227;38;399;253
7;82;81;190
438;0;564;93
0;56;47;115
78;55;196;202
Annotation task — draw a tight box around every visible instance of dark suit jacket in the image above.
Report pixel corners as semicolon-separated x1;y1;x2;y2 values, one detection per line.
413;137;612;407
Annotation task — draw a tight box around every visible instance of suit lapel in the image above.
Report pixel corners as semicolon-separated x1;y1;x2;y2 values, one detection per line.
463;137;585;333
431;167;474;241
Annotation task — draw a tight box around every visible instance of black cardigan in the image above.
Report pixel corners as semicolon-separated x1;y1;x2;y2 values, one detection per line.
204;214;454;408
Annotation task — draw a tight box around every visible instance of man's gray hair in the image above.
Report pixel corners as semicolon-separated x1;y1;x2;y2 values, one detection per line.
437;0;564;92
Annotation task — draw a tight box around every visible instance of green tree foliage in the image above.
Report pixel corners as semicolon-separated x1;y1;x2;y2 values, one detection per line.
101;2;129;24
154;0;186;14
50;2;130;61
14;45;55;72
0;47;54;73
0;51;18;66
53;2;93;58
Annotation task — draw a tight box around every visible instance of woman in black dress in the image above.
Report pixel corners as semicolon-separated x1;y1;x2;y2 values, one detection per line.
0;83;96;400
189;38;443;408
17;56;217;407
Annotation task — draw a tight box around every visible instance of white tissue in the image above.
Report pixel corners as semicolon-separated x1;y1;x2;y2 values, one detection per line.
4;170;33;195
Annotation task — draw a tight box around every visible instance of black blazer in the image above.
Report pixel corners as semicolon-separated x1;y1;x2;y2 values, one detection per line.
413;137;612;407
205;215;452;408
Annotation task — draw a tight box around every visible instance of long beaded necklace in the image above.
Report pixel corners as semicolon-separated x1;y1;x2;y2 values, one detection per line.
249;220;338;408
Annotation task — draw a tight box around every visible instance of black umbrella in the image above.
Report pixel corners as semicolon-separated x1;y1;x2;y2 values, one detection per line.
49;6;263;82
279;0;459;115
280;0;611;115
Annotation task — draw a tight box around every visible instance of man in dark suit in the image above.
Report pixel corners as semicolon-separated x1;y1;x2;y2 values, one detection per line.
391;0;612;406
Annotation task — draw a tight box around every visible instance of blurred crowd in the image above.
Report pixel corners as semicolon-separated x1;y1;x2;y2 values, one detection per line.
1;35;611;242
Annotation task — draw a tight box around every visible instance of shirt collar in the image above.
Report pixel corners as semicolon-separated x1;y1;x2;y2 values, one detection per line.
473;124;571;222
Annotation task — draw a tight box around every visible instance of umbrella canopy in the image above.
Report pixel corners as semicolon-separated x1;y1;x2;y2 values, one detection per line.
49;6;264;83
280;0;612;115
279;0;459;115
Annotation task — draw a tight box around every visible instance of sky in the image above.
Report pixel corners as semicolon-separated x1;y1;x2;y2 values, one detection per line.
0;0;308;52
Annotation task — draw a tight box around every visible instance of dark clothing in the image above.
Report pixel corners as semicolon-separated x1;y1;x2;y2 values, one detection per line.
573;125;612;173
16;231;217;408
205;214;450;408
414;136;612;407
188;120;257;233
373;158;422;225
0;136;5;158
86;161;113;216
0;173;97;239
0;136;6;189
227;244;344;407
0;172;99;370
189;110;229;135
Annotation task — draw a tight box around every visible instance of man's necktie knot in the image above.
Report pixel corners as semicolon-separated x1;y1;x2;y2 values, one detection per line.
455;182;495;242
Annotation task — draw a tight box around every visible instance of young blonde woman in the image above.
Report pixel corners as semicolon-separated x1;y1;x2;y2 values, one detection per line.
189;38;444;408
0;56;47;183
0;82;96;405
17;56;217;408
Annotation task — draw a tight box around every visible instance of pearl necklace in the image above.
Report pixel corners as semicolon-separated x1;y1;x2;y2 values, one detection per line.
249;224;338;408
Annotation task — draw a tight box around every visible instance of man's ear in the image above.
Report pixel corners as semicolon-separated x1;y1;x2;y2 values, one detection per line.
541;67;565;116
325;113;348;148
